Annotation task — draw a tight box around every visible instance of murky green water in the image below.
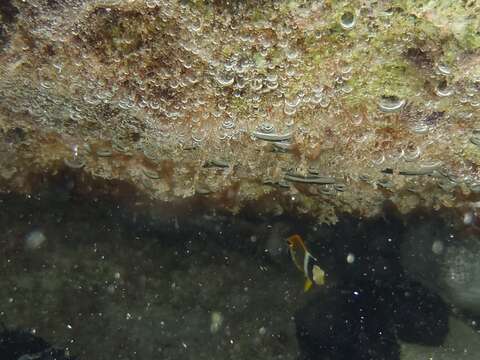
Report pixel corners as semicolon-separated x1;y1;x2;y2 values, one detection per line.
1;171;480;360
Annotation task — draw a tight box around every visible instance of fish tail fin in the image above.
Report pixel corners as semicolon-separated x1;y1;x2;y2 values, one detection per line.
303;278;313;292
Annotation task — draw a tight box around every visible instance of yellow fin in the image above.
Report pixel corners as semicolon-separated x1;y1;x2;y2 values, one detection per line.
304;278;313;292
312;265;325;286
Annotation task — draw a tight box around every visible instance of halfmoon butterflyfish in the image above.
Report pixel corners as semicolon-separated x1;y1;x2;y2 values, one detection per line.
287;234;325;292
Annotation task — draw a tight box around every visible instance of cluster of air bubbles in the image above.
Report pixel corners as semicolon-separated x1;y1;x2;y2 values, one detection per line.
259;122;274;133
409;110;445;134
284;93;303;116
252;121;293;150
403;144;421;162
4;0;480;201
335;65;353;95
305;84;330;108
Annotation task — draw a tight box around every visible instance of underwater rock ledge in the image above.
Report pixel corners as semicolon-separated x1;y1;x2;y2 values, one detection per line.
1;0;480;223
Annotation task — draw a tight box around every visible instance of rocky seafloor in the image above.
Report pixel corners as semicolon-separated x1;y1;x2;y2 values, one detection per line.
1;169;480;360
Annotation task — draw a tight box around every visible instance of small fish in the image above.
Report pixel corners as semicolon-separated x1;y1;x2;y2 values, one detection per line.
287;234;325;292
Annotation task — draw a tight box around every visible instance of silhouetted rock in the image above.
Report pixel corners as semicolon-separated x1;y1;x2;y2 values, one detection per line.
295;285;399;360
0;326;76;360
393;280;449;346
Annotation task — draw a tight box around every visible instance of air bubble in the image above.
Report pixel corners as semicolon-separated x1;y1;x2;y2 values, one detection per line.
250;78;263;91
192;129;206;143
96;147;113;157
284;96;301;108
143;168;160;180
286;48;299;61
403;146;421;162
435;80;454;97
283;104;297;116
319;96;331;108
436;63;451;76
215;72;234;87
64;156;86;169
378;96;405;113
340;11;356;30
64;145;86;169
410;122;429;134
341;84;353;94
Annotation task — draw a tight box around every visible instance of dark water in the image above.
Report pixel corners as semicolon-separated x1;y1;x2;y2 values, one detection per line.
1;170;480;360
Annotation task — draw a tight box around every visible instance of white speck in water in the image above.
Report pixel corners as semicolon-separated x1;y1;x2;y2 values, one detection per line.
463;211;474;225
259;327;267;335
346;253;355;264
432;240;444;255
210;311;224;333
24;230;47;250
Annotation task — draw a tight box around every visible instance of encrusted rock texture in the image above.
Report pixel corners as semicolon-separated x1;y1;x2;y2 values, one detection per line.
1;0;480;222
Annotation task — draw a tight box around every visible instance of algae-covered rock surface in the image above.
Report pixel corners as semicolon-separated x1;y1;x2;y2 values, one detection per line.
1;0;480;222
